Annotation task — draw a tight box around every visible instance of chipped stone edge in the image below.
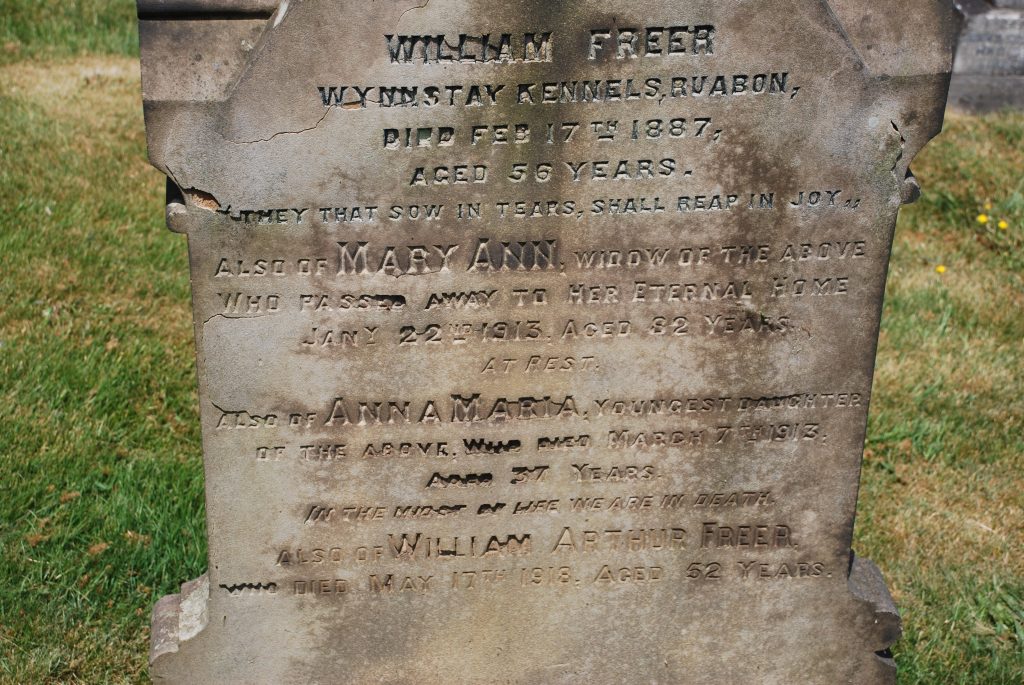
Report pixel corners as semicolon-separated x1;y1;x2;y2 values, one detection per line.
150;574;210;666
848;554;902;677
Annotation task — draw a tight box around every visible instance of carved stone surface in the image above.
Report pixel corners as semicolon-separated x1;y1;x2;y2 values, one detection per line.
137;2;956;683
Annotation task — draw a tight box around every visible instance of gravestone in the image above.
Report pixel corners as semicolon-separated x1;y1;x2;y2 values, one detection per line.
949;0;1024;111
136;1;957;683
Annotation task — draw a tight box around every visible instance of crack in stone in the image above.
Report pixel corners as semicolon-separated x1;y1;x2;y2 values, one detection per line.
889;120;906;173
209;401;233;416
165;164;187;196
398;0;431;25
202;312;273;326
227;107;332;145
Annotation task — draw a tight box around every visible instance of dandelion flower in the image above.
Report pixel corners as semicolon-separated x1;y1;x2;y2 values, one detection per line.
935;265;946;274
977;214;989;224
984;201;993;210
998;220;1008;230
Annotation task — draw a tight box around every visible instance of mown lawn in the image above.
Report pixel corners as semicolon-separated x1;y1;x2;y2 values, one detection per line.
0;3;1022;684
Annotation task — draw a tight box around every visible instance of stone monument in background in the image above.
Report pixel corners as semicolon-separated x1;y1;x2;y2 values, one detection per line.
136;1;957;682
950;0;1024;111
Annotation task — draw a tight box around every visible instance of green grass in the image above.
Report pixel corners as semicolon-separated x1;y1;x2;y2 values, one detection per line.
0;0;138;66
0;55;204;682
0;3;1022;683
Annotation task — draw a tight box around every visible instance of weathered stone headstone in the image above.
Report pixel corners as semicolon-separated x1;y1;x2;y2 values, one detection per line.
137;1;957;682
950;0;1024;111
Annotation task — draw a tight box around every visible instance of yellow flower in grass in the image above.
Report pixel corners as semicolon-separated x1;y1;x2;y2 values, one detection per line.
998;220;1008;230
976;214;989;225
935;265;947;274
984;201;993;211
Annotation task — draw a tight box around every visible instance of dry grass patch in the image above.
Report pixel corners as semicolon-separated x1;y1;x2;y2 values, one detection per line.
856;110;1024;684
